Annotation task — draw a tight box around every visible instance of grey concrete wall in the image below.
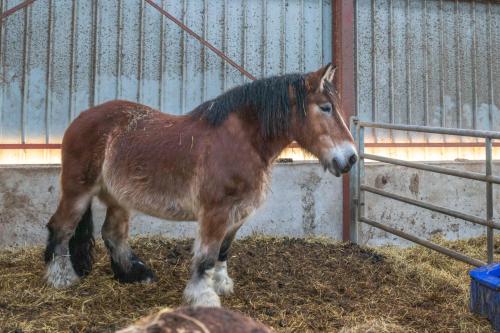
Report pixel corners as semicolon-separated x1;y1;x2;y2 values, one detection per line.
1;162;498;249
0;163;343;248
360;161;500;246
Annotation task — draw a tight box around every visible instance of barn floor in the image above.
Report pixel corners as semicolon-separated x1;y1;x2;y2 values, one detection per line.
0;236;497;333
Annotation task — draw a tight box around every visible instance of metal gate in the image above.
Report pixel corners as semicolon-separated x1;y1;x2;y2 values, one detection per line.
351;118;500;266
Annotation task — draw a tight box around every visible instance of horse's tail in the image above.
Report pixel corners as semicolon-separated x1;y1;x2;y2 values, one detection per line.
68;203;95;277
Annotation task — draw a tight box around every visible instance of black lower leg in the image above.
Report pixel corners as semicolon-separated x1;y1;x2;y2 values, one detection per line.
44;224;59;264
196;255;217;278
217;232;236;262
217;239;231;262
68;206;95;277
104;240;155;283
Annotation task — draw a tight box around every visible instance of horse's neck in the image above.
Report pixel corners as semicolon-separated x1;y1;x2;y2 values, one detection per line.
233;109;292;166
249;131;292;167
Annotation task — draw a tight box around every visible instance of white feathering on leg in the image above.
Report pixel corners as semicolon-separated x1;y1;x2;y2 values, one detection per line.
45;255;80;288
213;261;234;296
183;268;221;307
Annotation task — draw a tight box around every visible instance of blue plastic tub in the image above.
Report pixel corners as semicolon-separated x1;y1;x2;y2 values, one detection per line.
470;263;500;332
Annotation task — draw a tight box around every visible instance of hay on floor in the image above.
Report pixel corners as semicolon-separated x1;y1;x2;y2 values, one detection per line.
0;236;497;332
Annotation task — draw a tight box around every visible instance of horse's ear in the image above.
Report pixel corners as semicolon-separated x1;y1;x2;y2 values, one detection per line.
319;63;336;91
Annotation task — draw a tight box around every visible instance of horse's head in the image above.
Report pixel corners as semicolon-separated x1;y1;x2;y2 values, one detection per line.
291;63;358;177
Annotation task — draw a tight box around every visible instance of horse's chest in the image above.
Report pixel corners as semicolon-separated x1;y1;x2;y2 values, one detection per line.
228;172;270;221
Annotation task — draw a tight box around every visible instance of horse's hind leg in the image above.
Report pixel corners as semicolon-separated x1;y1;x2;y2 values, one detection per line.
45;191;94;288
101;203;155;283
183;209;231;307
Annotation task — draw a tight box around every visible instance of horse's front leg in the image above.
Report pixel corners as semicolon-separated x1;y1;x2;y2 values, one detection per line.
183;208;230;307
212;222;243;296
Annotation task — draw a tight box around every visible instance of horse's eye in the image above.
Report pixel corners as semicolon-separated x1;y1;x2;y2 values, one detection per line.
319;104;331;113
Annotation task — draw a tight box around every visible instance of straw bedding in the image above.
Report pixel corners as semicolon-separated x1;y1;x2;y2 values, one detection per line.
0;236;497;332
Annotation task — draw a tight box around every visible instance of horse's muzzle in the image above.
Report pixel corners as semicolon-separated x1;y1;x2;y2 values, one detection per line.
325;144;358;177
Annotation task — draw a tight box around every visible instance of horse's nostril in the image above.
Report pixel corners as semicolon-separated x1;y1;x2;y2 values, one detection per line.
349;154;358;166
332;158;340;171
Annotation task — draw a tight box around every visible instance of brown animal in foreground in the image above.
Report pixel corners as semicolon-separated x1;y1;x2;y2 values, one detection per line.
116;307;273;333
43;64;357;306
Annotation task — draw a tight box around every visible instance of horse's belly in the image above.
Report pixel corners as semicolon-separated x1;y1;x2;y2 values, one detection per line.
103;181;198;221
128;196;197;221
135;199;197;221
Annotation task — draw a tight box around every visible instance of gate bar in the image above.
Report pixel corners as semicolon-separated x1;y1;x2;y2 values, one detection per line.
486;138;494;263
358;121;500;140
359;216;486;267
361;153;500;185
361;185;500;230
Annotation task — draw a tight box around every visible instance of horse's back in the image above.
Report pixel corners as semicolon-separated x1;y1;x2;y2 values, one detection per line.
60;100;161;189
64;100;155;141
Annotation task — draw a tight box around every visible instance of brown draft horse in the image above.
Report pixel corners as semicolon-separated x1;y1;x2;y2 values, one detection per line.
44;64;357;306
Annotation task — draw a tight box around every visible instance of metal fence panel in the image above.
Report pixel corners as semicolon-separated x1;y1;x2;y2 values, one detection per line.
0;0;332;144
353;118;500;265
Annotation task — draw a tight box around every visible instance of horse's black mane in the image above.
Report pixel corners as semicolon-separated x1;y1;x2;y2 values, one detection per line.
189;73;307;138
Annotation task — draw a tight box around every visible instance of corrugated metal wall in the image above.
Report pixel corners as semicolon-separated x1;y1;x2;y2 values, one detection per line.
356;0;499;143
0;0;333;144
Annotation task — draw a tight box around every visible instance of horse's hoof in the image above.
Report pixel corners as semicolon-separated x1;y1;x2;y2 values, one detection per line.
185;289;221;307
113;259;156;284
183;282;221;307
45;256;80;288
213;274;234;296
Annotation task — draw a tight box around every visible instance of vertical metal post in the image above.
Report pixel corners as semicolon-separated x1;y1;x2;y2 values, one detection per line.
355;121;365;243
350;117;359;243
486;137;494;264
334;0;356;242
